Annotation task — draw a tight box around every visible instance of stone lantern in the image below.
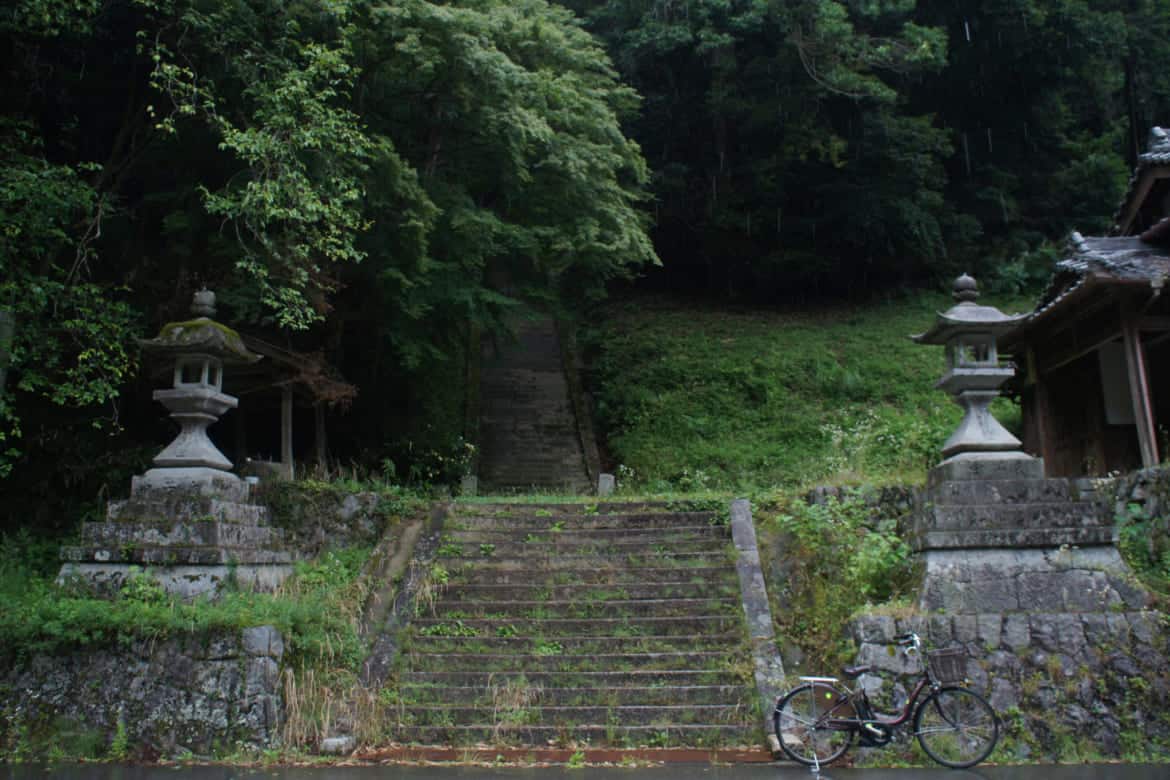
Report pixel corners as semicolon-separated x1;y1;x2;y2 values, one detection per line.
912;274;1029;463
135;289;260;496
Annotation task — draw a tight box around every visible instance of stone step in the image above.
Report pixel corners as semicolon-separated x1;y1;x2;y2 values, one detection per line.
431;537;727;559
448;565;736;586
385;723;755;746
928;479;1078;505
400;669;749;687
60;543;293;565
451;502;690;516
450;511;719;530
406;634;742;654
426;598;740;619
81;520;281;548
396;684;752;706
106;497;270;525
389;704;752;728
916;501;1109;530
445;525;728;544
409;615;741;638
433;551;732;568
402;651;741;673
912;526;1116;550
442;582;740;601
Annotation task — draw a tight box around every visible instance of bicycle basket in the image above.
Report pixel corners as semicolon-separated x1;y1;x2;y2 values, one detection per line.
927;647;967;684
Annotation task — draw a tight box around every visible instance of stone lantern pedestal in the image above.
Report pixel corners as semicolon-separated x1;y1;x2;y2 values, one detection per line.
60;291;294;598
908;276;1142;614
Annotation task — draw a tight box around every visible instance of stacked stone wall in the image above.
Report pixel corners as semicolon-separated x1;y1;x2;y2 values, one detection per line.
850;610;1169;759
0;626;283;759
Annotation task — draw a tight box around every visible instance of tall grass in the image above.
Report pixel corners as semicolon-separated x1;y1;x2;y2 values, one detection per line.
583;291;1030;492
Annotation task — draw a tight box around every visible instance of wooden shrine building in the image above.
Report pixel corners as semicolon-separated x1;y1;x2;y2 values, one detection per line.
1001;127;1170;477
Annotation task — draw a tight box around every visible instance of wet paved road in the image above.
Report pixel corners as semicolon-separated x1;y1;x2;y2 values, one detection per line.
4;763;1167;780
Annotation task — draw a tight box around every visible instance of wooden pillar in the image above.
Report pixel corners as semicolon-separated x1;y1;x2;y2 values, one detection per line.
314;403;327;467
281;385;294;479
1122;316;1159;467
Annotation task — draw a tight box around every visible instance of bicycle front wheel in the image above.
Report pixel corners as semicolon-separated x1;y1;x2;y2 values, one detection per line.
914;686;999;768
773;682;855;766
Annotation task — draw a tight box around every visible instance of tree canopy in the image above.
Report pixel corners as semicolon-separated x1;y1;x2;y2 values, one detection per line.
0;0;655;493
1;0;1169;514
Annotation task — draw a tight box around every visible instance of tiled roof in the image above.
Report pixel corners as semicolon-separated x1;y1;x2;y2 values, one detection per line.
1018;234;1170;330
1110;127;1170;233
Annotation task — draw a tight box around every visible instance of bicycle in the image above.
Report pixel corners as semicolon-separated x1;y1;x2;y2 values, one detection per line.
773;632;999;770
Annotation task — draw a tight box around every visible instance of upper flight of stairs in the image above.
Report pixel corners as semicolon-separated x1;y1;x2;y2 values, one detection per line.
376;502;761;748
477;317;592;494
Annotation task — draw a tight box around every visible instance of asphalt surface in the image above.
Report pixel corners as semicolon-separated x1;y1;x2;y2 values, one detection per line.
5;763;1169;780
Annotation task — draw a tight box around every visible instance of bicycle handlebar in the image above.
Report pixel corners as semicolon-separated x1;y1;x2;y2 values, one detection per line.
895;632;922;654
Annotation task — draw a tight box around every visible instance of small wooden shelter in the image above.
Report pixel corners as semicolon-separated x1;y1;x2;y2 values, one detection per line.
224;335;356;479
1001;128;1170;477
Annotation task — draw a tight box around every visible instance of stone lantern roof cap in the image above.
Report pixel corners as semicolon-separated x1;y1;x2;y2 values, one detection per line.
138;289;261;364
912;274;1028;345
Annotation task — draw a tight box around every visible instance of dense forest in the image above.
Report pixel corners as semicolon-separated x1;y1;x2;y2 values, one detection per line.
2;0;1169;528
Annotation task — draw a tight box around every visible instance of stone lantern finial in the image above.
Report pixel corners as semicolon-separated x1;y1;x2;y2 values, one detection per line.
191;288;217;318
953;273;978;303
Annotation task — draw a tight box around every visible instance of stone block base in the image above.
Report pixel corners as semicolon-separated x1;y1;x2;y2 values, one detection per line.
58;561;294;600
917;547;1148;613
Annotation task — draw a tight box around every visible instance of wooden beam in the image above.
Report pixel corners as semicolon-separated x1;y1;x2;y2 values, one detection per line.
1122;315;1159;467
1116;170;1156;235
281;385;294;479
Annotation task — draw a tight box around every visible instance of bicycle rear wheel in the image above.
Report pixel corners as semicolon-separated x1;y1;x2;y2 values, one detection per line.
773;682;855;766
914;686;999;768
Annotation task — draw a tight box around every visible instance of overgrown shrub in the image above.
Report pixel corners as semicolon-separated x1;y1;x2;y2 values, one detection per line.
761;492;915;671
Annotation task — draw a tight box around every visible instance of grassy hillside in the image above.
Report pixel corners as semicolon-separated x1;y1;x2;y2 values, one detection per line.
582;290;1031;493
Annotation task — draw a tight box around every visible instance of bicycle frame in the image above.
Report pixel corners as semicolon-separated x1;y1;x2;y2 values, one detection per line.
804;673;935;732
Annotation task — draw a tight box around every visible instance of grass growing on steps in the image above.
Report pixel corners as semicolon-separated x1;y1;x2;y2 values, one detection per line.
582;291;1031;492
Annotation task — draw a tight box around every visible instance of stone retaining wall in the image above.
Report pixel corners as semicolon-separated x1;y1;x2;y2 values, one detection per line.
849;610;1169;759
0;626;283;759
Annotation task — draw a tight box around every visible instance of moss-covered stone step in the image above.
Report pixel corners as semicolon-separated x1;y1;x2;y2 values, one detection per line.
427;597;740;620
398;669;749;687
383;723;756;747
81;520;282;548
106;497;270;525
446;525;728;545
406;634;740;655
433;538;726;558
60;543;292;565
449;511;721;532
433;551;733;568
388;703;752;727
447;565;736;586
439;582;741;601
394;684;752;706
402;651;743;673
441;581;740;601
450;501;687;516
409;615;741;638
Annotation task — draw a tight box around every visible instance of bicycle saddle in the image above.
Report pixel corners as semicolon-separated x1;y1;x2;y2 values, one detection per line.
840;665;872;679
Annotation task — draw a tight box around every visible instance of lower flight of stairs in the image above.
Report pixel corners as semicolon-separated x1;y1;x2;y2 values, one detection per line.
376;502;761;748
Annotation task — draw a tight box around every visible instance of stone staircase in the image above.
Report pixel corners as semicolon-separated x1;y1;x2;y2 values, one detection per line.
378;502;760;748
478;317;591;493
